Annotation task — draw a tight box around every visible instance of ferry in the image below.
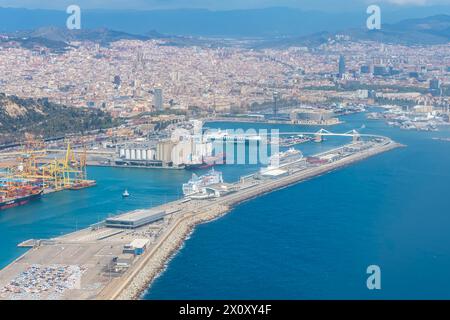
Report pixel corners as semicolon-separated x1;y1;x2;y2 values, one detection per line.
182;168;223;197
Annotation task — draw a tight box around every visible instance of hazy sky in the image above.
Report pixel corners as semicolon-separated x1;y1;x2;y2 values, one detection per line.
0;0;449;11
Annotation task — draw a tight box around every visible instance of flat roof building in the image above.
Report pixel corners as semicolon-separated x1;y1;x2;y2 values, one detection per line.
260;168;289;178
115;253;135;269
123;238;150;255
106;209;166;229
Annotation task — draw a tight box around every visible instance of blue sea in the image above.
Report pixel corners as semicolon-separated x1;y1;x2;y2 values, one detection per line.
1;112;450;299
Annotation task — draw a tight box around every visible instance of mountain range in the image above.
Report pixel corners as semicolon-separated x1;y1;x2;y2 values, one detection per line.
0;11;449;51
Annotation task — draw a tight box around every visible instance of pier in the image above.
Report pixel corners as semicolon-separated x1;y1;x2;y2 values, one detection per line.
0;137;402;300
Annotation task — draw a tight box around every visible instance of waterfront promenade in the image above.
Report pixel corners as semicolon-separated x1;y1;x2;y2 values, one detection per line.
0;138;402;300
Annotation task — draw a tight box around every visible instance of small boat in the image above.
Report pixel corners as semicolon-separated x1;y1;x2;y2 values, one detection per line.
122;189;130;197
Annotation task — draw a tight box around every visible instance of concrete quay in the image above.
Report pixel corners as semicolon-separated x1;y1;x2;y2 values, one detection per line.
0;138;402;300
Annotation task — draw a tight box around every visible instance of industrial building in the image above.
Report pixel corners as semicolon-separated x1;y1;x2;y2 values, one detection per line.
114;253;135;270
119;146;156;161
260;168;289;179
105;209;166;229
115;142;162;167
114;138;214;168
123;239;150;255
156;140;176;165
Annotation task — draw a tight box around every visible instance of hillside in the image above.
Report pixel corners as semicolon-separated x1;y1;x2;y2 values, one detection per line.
347;14;450;45
0;27;157;52
0;94;116;144
259;14;450;48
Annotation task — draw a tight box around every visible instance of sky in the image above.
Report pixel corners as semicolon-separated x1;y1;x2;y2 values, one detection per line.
0;0;449;11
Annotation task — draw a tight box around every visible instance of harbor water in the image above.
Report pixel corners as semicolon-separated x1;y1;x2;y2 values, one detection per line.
1;112;450;299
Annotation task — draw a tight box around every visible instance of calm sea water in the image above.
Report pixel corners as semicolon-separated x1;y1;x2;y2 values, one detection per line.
1;112;450;299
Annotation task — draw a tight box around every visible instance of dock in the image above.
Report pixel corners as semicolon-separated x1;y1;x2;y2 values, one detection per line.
0;137;402;300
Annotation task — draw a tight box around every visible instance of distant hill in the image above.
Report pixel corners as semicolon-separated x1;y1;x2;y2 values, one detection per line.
0;27;157;52
20;26;153;44
257;14;450;48
346;14;450;45
0;94;116;143
0;26;238;52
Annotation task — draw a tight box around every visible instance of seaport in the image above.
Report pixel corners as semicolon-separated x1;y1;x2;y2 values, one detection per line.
0;134;401;299
0;138;95;211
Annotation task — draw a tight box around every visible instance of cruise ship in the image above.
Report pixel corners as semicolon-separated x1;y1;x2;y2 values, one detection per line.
182;168;223;197
262;148;303;172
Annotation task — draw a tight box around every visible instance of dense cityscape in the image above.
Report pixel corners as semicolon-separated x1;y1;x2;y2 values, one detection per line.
1;38;449;115
0;0;449;306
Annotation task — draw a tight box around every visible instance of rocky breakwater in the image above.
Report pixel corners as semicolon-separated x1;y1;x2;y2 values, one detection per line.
115;204;230;300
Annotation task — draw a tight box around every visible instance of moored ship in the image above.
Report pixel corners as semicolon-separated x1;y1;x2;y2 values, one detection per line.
260;148;303;174
268;148;303;168
182;168;223;196
68;180;97;190
184;152;226;170
0;186;43;210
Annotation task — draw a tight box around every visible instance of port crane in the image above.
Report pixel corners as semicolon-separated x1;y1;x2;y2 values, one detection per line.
0;136;94;192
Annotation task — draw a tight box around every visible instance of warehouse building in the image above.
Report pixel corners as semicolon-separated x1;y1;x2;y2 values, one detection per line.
105;209;166;229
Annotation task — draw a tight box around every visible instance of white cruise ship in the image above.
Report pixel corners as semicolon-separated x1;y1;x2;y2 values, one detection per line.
261;148;303;172
182;168;223;196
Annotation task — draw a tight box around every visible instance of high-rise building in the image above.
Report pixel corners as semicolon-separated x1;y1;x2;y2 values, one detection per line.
273;91;279;115
429;78;441;97
430;78;440;90
338;55;346;78
113;75;121;88
153;87;163;111
373;66;387;76
360;65;370;74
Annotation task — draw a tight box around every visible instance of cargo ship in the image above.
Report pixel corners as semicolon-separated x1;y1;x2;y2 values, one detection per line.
182;168;223;196
184;152;226;170
68;180;97;190
0;186;43;210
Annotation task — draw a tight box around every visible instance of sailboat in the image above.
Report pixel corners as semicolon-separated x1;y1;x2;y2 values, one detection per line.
122;189;130;197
